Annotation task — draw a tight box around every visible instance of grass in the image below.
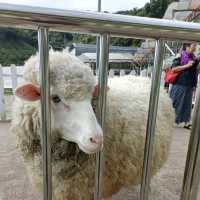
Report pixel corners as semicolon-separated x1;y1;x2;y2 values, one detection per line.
4;88;13;95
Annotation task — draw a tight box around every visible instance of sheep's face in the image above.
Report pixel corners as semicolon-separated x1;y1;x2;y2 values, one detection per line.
16;52;104;154
51;94;103;154
48;58;103;154
15;83;103;154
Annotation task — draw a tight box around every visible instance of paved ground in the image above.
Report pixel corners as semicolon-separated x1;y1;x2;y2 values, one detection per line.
0;123;42;200
112;126;200;200
0;122;199;200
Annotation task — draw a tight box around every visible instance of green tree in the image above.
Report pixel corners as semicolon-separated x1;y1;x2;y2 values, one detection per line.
49;32;73;50
0;28;37;65
0;28;73;65
117;0;178;18
73;34;96;44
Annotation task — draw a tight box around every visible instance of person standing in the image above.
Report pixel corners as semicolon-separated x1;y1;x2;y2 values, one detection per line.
170;43;199;129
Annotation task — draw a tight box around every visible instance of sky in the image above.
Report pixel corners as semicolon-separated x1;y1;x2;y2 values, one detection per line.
0;0;149;12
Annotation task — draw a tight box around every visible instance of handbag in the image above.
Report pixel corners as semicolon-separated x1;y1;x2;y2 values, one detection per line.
164;69;181;84
164;57;181;84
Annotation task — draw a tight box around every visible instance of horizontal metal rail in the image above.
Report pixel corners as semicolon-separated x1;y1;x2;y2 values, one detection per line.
0;3;200;41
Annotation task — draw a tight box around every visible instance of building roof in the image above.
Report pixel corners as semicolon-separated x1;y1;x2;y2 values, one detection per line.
72;43;137;51
70;43;137;56
78;52;135;63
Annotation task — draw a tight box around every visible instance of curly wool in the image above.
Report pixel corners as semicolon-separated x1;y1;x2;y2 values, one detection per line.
23;51;95;100
11;51;174;200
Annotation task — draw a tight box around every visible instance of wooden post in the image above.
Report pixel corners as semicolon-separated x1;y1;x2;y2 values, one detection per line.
109;69;114;78
11;64;18;90
0;64;6;120
120;70;125;76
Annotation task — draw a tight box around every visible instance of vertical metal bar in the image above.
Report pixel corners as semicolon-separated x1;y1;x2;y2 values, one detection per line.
140;39;165;200
172;9;176;20
96;37;101;73
96;0;101;73
190;140;200;200
94;33;110;200
181;86;200;200
97;0;101;12
38;27;52;200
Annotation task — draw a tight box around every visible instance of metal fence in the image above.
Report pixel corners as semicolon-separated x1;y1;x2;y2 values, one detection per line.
0;3;200;200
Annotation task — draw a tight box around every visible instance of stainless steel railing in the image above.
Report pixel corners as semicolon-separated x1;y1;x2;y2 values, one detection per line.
95;33;110;200
1;3;200;41
140;39;165;200
0;3;200;200
38;27;52;200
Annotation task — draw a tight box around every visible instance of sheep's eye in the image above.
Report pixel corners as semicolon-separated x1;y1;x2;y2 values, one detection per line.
52;95;61;103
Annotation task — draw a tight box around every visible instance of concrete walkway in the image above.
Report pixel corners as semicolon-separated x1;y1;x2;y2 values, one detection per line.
0;123;41;200
0;122;199;200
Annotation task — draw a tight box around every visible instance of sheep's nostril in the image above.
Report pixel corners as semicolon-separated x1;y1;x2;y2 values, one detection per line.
90;137;97;144
89;136;103;145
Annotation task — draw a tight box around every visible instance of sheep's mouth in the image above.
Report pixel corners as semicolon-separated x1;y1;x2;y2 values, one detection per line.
78;143;101;154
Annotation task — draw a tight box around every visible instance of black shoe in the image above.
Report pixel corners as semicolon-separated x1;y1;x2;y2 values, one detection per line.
183;124;192;130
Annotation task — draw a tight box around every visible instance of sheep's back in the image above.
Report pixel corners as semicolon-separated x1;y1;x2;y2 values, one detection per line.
101;76;174;197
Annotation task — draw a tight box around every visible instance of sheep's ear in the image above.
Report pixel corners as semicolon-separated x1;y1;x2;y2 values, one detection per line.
92;84;110;98
15;83;40;101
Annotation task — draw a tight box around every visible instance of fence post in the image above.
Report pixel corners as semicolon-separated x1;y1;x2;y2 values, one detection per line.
120;69;125;76
96;0;101;73
109;69;114;78
0;64;6;120
140;39;165;200
95;33;110;200
38;27;52;200
181;83;200;200
140;69;147;77
160;71;165;87
11;64;18;90
130;70;136;75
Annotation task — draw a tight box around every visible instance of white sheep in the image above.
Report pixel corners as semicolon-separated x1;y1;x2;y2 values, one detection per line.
11;51;174;200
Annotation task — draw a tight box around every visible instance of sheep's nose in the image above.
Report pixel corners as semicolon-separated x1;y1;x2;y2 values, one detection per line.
89;135;103;146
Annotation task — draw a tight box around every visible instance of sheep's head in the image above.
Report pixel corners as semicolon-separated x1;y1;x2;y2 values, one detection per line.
14;51;103;154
